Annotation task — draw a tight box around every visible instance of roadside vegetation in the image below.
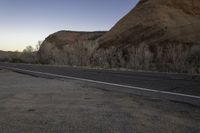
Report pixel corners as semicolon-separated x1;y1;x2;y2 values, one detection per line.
0;41;42;64
38;40;200;74
0;40;199;74
92;42;200;74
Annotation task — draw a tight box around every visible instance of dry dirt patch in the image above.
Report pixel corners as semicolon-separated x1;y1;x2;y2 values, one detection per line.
0;69;199;133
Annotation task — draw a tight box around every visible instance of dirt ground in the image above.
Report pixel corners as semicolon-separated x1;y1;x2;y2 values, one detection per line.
0;69;199;133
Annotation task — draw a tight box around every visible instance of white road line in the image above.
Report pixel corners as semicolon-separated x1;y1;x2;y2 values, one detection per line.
1;66;200;100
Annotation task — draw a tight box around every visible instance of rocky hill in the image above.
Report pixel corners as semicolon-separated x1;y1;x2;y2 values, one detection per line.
38;31;106;64
38;0;200;73
41;31;106;49
98;0;200;48
91;0;200;73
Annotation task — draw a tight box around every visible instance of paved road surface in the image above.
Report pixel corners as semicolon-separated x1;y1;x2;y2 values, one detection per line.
0;62;200;105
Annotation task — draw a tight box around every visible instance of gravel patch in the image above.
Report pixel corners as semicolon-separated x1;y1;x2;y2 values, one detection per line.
0;69;199;133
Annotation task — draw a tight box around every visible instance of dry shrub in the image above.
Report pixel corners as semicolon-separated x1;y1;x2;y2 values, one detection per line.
92;42;200;74
187;45;200;73
0;52;11;62
39;40;200;74
0;51;38;64
40;41;98;66
92;43;153;70
38;42;56;64
20;52;38;64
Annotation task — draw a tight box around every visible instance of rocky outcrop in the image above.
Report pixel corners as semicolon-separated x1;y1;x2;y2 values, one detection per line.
41;31;106;49
38;31;106;64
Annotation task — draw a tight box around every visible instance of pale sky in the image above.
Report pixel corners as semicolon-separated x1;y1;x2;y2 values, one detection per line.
0;0;139;51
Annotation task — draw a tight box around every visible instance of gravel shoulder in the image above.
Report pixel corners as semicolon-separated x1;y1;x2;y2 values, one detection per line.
0;69;199;133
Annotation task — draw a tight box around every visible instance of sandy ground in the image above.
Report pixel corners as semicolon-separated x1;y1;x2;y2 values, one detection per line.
0;69;199;133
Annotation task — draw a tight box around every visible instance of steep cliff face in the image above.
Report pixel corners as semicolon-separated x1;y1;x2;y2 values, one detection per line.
98;0;200;48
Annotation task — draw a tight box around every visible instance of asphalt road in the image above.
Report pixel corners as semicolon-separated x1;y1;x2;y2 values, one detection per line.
0;62;200;105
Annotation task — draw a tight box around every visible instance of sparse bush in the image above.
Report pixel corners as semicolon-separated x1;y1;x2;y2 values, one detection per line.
17;45;39;63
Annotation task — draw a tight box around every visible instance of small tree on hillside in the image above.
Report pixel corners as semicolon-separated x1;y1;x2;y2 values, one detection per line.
21;45;36;63
23;45;34;53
